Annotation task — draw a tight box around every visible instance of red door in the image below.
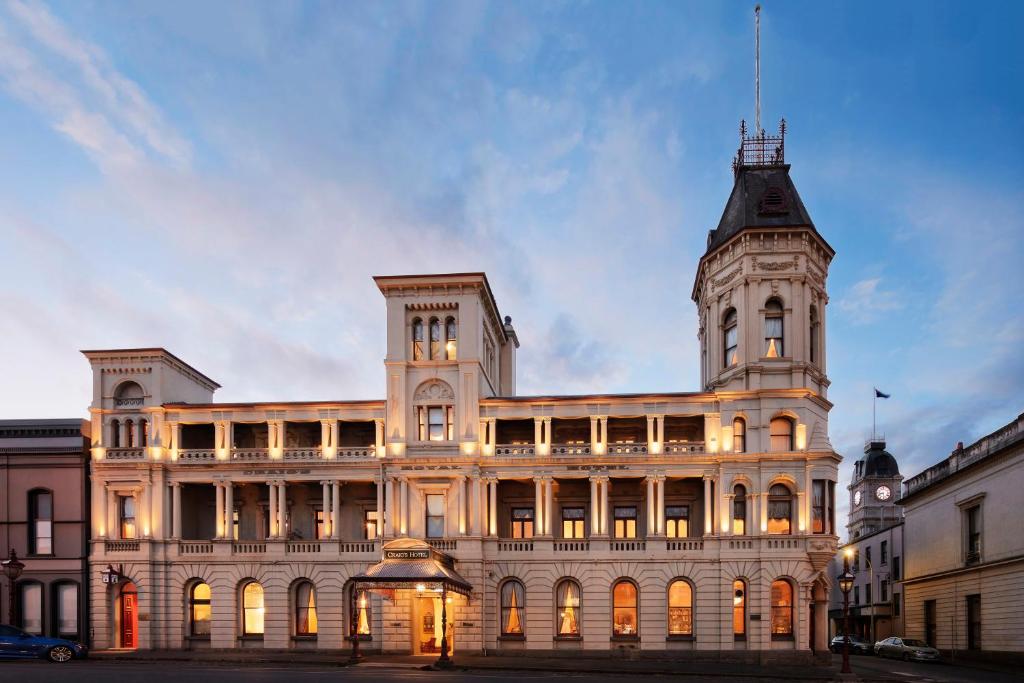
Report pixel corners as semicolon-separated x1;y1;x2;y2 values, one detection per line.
121;592;137;649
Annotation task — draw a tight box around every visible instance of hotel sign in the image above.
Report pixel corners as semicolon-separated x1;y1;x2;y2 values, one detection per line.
384;548;431;561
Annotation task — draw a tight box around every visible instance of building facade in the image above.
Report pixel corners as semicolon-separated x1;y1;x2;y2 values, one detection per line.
0;419;91;644
85;125;840;661
900;413;1024;662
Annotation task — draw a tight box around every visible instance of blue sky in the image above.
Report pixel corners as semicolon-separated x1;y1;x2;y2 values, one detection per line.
1;1;1021;533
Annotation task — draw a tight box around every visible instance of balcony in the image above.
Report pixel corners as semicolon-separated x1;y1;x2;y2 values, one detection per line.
178;448;216;462
104;540;140;552
104;447;146;461
606;442;647;455
494;444;536;456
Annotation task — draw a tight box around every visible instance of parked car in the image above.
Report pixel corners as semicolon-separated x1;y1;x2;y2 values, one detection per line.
830;634;873;655
874;636;940;662
0;625;87;662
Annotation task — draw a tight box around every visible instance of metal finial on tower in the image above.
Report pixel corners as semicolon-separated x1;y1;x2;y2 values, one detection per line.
755;4;761;136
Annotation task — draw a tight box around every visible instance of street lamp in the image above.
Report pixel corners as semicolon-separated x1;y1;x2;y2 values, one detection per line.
436;585;452;669
2;548;25;625
838;549;855;676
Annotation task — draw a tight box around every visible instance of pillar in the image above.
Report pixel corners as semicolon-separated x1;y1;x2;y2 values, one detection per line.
172;482;182;539
646;478;656;537
814;595;828;653
224;480;234;540
760;488;769;534
657;417;665;447
385;478;395;537
107;487;117;539
332;481;342;539
118;421;127;449
534;419;543;452
321;481;332;537
215;483;225;539
399;478;408;535
534;478;544;536
470;476;481;536
590;477;600;536
656;476;665;535
600;478;609;535
544;478;554;537
458;477;467;535
375;478;384;538
278;480;287;538
590;416;599;452
646;416;655;447
703;476;713;536
600;418;608;450
374;418;385;456
268;481;278;538
488;479;497;536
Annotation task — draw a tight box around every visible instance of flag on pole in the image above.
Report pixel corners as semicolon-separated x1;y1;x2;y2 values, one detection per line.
874;388;891;399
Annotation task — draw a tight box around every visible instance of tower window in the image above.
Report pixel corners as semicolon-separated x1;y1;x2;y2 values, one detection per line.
723;309;738;368
732;485;746;535
769;416;794;451
429;318;441;360
809;305;820;365
764;299;784;357
445;317;457;360
411;318;424;361
733;418;746;453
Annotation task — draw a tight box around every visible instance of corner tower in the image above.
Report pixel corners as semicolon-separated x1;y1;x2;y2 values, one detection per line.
691;121;834;395
847;438;903;539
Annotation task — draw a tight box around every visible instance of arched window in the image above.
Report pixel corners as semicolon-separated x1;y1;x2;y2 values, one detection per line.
732;485;747;535
125;419;135;447
411;318;425;361
189;582;211;636
809;305;819;365
769;416;794;451
555;579;581;637
445;316;457;360
667;580;693;636
764;299;784;357
429;318;441;360
733;417;746;453
139;419;148;447
29;489;53;555
732;579;747;639
500;579;525;636
295;581;317;635
119;495;137;539
768;484;793;535
612;580;638;638
110;419;121;448
241;581;264;636
770;579;794;638
114;381;144;408
20;582;43;634
54;582;79;638
723;309;738;367
351;587;371;636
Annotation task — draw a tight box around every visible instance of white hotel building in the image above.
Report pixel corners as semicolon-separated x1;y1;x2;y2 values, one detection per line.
85;125;839;662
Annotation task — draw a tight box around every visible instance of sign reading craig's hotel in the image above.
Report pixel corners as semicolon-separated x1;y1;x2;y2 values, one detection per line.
85;120;839;662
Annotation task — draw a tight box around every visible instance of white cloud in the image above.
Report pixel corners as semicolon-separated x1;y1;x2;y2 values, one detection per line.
837;276;902;325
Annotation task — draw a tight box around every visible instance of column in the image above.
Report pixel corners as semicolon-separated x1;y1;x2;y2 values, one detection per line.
268;481;278;538
332;481;342;539
646;416;655;447
374;418;385;456
544;418;552;451
534;419;543;452
399;478;408;535
544;478;554;537
488;479;498;537
321;481;332;537
760;488;769;534
137;421;146;449
657;417;665;447
488;419;497;452
797;491;807;533
278;481;287;538
590;416;599;452
600;478;609;535
534;478;544;537
590;477;600;536
331;420;340;454
646;477;656;537
384;478;395;537
724;494;735;535
814;595;828;653
140;481;152;537
656;476;666;534
470;476;481;536
107;487;117;539
375;478;384;539
172;483;182;539
215;483;225;539
224;481;234;540
703;476;712;536
458;477;467;535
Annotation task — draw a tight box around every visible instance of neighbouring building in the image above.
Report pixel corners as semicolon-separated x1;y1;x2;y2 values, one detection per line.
0;419;91;644
900;413;1024;662
828;439;904;642
85;122;840;661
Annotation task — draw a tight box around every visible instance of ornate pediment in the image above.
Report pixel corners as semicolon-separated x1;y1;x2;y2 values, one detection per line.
414;379;454;402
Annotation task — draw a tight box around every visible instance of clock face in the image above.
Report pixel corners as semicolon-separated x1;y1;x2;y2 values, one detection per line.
854;491;862;506
876;485;892;501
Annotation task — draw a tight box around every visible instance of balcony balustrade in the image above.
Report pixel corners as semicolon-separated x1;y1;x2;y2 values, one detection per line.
610;539;647;552
286;540;322;554
550;443;591;456
178;448;217;462
337;446;376;459
104;447;146;461
104;540;140;552
427;539;458;552
282;447;322;461
230;448;268;462
179;541;215;555
494;444;535;456
606;442;647;455
663;442;705;454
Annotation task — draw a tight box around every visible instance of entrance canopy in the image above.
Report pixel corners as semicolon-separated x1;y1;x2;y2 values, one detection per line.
352;539;472;597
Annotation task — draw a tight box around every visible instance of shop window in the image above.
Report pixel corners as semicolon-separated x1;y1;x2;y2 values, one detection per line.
20;582;43;634
352;588;371;636
55;583;78;638
770;579;794;638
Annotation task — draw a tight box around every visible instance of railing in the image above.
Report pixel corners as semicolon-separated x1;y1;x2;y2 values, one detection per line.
337;447;376;458
104;540;140;552
179;542;214;555
667;539;704;551
230;448;269;461
233;542;267;554
494;444;535;456
427;539;457;551
498;540;534;552
114;397;144;408
727;539;754;550
606;442;647;455
549;443;591;456
178;449;216;462
610;540;646;552
763;538;801;549
554;540;589;552
664;442;705;454
286;541;321;553
283;447;322;461
340;541;378;553
104;448;146;461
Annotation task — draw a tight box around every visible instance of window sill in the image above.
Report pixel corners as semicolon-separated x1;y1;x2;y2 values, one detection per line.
611;635;640;642
553;635;582;642
771;634;795;642
292;635;318;642
666;635;695;642
734;634;747;642
238;635;264;641
186;635;210;641
498;634;525;641
347;634;373;642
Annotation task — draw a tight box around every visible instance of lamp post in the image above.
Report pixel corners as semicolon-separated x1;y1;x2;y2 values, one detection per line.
348;587;363;664
2;549;25;625
838;550;855;675
436;585;452;669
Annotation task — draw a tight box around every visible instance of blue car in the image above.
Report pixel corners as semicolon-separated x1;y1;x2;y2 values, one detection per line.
0;624;87;662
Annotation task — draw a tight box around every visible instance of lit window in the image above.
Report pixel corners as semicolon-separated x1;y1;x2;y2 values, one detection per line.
556;579;581;636
365;510;379;540
56;583;78;638
511;508;534;539
412;318;424;361
613;506;637;539
190;583;211;636
732;485;747;535
426;494;445;538
764;299;784;357
767;484;792;535
723;309;738;367
812;480;826;534
562;507;585;539
20;583;42;634
732;580;746;639
119;495;137;539
770;580;793;637
445;317;457;360
668;580;692;636
429;318;441;359
315;510;326;539
733;418;746;453
242;582;264;636
295;581;317;635
353;588;371;636
769;417;794;451
29;490;53;554
446;405;455;441
500;580;525;636
665;506;689;538
612;581;638;637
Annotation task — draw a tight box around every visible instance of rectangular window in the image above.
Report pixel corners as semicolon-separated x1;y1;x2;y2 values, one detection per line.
880;579;888;602
315;510;326;539
852;549;860;571
31;491;53;555
924;600;937;647
429;408;444;441
562;507;585;539
811;480;825;534
20;583;42;634
57;584;78;637
613;506;637;539
426;494;445;538
866;583;872;605
853;586;860;606
446;406;455;441
365;510;379;540
893;592;901;616
827;480;836;534
893;555;901;581
665;506;689;538
881;540;888;564
511;508;535;539
965;504;981;564
232;509;240;540
967;595;981;650
119;495;137;539
866;546;872;567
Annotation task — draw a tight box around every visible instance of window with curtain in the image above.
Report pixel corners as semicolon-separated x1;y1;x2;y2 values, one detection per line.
500;580;525;636
733;579;746;639
812;480;826;534
353;588;371;636
562;507;585;539
445;317;457;360
733;485;747;535
412;318;425;360
723;309;738;367
190;583;211;636
429;318;441;359
511;508;534;539
665;506;689;538
29;490;53;555
119;495;137;539
242;582;264;636
295;582;317;635
770;580;794;637
767;484;793;535
764;299;784;357
612;581;638;637
769;417;794;451
668;580;693;636
426;494;445;538
56;583;78;638
555;580;581;636
20;583;43;634
733;418;746;453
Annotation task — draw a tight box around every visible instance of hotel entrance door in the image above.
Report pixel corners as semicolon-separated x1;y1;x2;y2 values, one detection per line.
415;596;453;655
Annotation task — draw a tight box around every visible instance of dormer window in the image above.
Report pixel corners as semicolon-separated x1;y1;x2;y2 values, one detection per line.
758;186;788;215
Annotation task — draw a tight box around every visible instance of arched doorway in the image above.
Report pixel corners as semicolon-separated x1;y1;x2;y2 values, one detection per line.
117;581;139;649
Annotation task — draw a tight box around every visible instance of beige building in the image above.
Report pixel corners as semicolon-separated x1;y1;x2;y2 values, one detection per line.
85;124;839;661
900;413;1024;661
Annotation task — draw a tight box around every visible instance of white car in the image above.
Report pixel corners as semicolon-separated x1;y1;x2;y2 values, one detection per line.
874;636;941;662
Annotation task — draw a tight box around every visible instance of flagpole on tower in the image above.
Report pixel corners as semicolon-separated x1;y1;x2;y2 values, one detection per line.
873;388;877;440
755;4;761;135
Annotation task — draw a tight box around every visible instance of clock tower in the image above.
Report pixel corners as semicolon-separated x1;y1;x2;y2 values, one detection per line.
847;438;903;539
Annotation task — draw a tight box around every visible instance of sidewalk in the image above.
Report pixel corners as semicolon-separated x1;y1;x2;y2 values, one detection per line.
92;649;843;679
